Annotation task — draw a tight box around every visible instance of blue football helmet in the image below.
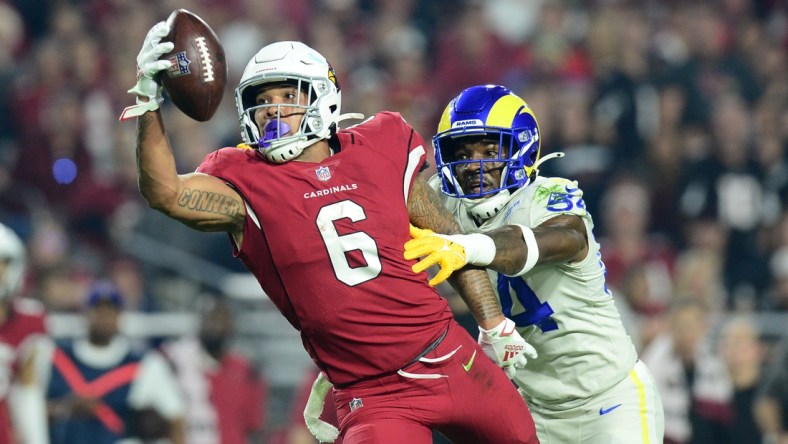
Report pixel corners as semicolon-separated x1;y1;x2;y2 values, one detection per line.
432;85;546;221
433;85;541;201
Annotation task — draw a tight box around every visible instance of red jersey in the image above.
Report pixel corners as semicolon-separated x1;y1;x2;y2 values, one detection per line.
0;298;47;444
163;337;266;444
198;112;453;385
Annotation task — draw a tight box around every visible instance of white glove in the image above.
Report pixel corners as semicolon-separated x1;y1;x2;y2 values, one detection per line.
303;372;339;443
478;318;537;379
119;21;174;121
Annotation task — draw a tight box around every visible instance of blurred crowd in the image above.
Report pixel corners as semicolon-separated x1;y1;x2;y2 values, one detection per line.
0;0;786;442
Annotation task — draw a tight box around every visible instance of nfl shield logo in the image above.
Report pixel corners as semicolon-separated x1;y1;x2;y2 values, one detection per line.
166;51;191;78
349;398;363;411
316;166;331;181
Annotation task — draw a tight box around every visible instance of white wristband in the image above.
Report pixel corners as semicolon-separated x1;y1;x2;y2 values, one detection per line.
459;233;496;266
506;224;539;277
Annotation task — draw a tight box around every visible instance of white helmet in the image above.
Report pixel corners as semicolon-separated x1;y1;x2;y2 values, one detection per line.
235;41;342;163
0;223;25;300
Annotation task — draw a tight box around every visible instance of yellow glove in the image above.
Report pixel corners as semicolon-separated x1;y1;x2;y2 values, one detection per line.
404;225;468;286
404;225;496;286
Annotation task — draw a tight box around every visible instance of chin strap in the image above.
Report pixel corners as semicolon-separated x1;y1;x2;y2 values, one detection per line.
463;190;511;223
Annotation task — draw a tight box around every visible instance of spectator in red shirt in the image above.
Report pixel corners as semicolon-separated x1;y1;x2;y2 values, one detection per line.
163;296;267;444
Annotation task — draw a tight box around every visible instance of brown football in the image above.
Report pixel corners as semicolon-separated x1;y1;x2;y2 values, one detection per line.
159;9;227;121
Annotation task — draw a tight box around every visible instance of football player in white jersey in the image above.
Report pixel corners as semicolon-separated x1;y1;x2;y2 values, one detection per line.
404;84;665;444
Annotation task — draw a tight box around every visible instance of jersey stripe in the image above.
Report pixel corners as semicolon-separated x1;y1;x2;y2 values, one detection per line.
404;145;425;202
245;201;260;229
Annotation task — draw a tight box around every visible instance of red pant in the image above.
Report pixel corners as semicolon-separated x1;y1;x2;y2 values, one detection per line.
332;321;538;444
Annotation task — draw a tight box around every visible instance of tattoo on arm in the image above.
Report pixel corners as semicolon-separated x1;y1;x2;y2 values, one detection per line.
408;174;462;235
177;188;243;217
136;114;149;144
135;112;159;151
408;176;503;322
489;226;529;275
449;268;503;323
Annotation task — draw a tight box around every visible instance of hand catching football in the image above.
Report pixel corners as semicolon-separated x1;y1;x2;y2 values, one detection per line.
120;9;227;122
159;9;227;121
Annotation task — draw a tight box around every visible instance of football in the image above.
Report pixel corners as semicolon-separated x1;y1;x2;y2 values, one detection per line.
159;9;227;121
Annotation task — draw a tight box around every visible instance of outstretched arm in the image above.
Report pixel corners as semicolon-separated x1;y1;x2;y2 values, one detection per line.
483;214;588;276
406;213;588;281
408;173;537;377
136;112;245;237
125;21;246;242
406;173;503;330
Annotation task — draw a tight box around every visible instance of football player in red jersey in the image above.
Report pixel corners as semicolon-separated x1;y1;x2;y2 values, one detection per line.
123;20;539;444
0;223;49;444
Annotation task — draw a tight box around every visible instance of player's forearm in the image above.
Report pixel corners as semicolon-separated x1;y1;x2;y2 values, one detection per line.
407;174;462;235
484;223;586;276
483;226;531;276
448;268;504;330
136;112;182;212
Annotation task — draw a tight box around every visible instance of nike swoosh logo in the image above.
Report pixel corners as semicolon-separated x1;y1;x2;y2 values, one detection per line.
599;404;622;415
462;350;477;372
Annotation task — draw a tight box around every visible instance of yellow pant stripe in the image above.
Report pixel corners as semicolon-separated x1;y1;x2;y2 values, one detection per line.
629;367;649;444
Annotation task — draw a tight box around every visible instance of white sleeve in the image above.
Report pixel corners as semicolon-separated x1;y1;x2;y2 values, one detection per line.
127;350;185;419
9;336;54;444
32;337;54;391
9;384;49;444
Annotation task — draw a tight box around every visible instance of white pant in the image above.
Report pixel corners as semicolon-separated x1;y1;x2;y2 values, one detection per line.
527;360;665;444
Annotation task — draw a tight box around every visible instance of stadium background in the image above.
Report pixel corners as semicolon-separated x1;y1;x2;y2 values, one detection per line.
0;0;786;440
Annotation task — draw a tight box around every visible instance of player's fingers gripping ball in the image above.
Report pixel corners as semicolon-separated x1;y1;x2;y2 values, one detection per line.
478;318;538;379
120;21;174;120
404;225;468;286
